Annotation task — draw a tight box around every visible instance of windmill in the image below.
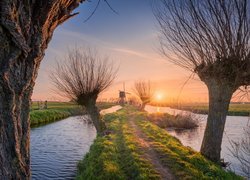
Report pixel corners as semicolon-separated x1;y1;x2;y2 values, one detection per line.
118;82;130;105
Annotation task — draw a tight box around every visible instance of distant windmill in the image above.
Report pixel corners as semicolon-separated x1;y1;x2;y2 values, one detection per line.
118;82;130;105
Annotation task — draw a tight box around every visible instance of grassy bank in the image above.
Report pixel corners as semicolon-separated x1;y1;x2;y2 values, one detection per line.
30;102;116;126
169;103;250;116
77;106;242;179
77;109;160;180
148;113;199;129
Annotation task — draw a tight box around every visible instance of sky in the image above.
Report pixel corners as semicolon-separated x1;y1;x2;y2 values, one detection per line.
32;0;211;103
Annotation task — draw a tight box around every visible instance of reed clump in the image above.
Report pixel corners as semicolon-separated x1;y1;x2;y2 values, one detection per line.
148;112;199;129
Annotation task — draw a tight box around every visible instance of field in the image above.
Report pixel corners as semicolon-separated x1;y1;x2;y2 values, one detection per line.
77;106;242;179
169;103;250;116
31;101;78;111
30;101;116;126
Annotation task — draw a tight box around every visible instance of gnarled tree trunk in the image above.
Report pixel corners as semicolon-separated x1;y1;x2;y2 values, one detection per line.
200;79;235;163
0;33;43;179
141;103;146;111
0;86;33;179
153;0;250;164
85;98;106;135
0;1;83;178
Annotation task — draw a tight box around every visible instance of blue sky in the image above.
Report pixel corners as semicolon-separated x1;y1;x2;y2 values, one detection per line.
32;0;209;102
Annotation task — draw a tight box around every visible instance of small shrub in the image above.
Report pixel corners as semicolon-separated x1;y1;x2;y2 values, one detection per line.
148;112;199;129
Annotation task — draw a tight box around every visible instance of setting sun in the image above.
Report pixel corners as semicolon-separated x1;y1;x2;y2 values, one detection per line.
155;93;163;101
154;91;165;102
1;0;249;179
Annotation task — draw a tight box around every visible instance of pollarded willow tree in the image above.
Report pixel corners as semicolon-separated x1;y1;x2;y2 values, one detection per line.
0;1;85;179
154;0;250;163
133;80;154;110
50;48;117;134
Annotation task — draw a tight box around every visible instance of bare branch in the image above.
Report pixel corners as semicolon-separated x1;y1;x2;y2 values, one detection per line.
84;0;118;22
232;86;250;102
50;47;117;106
84;0;101;22
153;0;250;163
229;121;250;178
50;46;117;133
103;0;119;15
153;0;250;88
133;80;154;110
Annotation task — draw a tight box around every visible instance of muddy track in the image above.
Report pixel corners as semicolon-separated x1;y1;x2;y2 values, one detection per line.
128;118;175;180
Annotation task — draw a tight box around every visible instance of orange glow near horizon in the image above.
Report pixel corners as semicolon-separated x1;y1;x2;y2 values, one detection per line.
156;93;163;101
30;2;249;104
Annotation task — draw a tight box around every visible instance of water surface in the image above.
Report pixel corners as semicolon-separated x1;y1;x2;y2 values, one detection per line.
31;116;96;179
145;105;249;177
31;105;122;179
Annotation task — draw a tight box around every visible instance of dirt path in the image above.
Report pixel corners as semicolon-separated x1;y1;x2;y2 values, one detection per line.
128;118;175;180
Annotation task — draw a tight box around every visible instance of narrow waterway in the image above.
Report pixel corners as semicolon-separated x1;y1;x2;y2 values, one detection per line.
145;105;249;177
31;105;122;180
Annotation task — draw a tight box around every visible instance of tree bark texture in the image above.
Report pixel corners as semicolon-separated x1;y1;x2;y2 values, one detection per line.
141;103;146;111
85;98;106;135
154;0;250;164
200;79;234;163
0;1;83;179
196;59;248;163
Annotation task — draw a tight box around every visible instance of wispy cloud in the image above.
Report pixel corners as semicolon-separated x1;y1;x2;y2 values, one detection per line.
53;28;116;51
112;48;148;58
56;29;167;63
111;47;167;63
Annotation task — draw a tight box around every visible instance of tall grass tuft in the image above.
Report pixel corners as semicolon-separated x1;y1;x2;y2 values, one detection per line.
148;112;199;129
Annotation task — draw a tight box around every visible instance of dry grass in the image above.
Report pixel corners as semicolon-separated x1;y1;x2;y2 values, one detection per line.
148;112;199;129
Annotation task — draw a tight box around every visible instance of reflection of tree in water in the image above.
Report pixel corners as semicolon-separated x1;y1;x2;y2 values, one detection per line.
168;121;206;151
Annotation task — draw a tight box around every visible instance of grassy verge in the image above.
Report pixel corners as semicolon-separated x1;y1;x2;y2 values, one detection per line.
30;108;82;126
77;110;160;179
136;119;241;179
30;102;116;126
97;102;118;110
148;113;199;129
169;103;250;116
77;106;242;179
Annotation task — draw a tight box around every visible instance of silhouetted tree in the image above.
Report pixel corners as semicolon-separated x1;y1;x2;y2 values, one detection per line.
133;80;153;110
154;0;250;162
0;1;84;178
50;47;117;134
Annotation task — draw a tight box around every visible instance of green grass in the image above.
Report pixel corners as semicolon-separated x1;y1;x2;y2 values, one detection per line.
169;103;250;116
97;102;118;110
148;113;199;129
30;109;79;126
31;101;116;111
77;105;242;180
30;101;116;126
77;109;160;180
30;101;77;111
134;111;242;179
